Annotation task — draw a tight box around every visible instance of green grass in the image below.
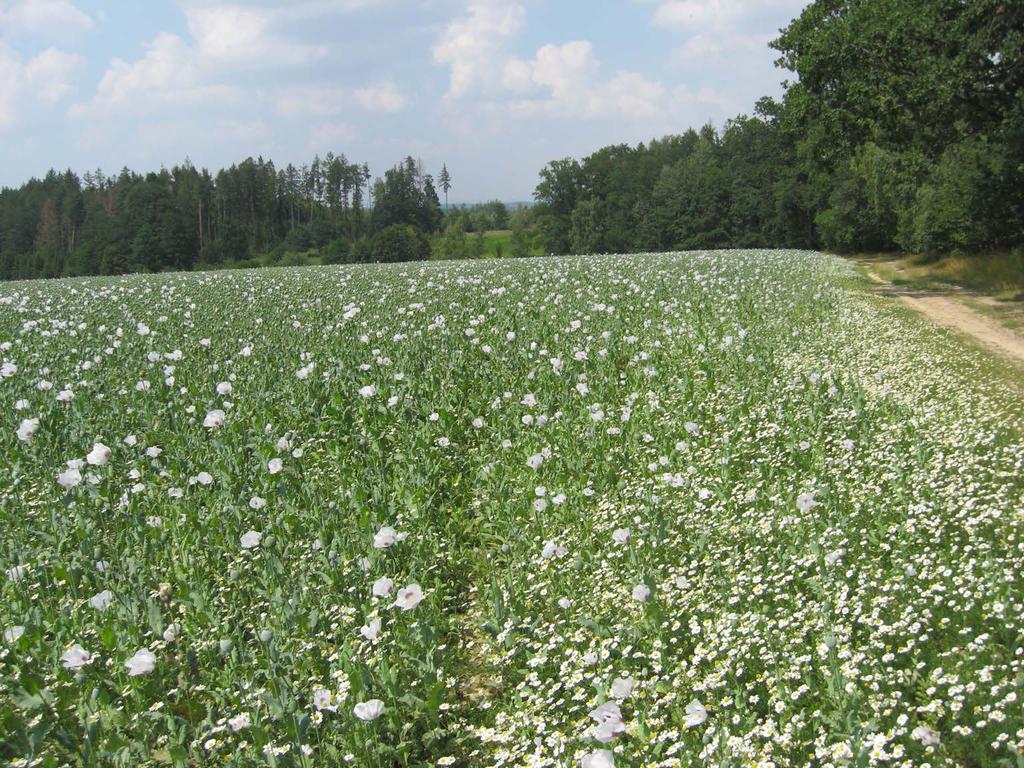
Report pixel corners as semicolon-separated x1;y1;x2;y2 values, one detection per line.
1;250;1023;767
860;249;1024;299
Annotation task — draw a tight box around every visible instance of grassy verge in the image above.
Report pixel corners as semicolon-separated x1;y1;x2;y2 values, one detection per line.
857;250;1024;299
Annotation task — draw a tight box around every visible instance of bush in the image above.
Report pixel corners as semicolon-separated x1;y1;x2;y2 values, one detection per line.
322;238;352;265
368;225;430;263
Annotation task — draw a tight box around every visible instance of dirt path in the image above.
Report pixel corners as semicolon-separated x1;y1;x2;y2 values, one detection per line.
865;268;1024;366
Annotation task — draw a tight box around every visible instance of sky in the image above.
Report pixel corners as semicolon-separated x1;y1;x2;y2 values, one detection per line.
0;0;809;202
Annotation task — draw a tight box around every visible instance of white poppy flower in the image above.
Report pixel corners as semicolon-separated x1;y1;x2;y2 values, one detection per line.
610;676;634;700
796;492;818;514
163;622;182;643
86;443;112;466
360;618;381;641
240;530;262;550
393;584;424;611
57;468;82;489
267;458;283;474
228;713;251;732
203;410;225;428
632;584;651;603
89;590;113;611
125;647;156;676
62;643;92;671
358;385;376;398
373;526;406;549
3;625;25;643
541;541;567;559
16;418;38;442
589;701;626;742
353;699;385;721
581;750;615;768
912;724;940;746
683;699;707;728
249;496;266;510
312;688;336;712
216;381;233;396
526;453;544;470
372;577;395;597
612;528;631;545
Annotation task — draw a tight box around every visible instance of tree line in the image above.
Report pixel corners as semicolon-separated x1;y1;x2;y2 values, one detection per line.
2;0;1020;280
0;154;450;280
533;0;1023;258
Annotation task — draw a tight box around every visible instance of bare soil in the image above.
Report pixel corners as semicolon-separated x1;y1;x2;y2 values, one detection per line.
864;267;1024;366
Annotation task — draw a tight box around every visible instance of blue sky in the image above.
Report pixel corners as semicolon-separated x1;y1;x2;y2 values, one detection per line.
0;0;808;201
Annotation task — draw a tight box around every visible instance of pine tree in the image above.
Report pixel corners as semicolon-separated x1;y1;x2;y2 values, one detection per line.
439;164;452;211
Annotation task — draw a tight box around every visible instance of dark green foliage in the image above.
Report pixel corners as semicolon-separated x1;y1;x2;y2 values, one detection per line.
0;153;446;280
367;224;431;263
533;0;1023;258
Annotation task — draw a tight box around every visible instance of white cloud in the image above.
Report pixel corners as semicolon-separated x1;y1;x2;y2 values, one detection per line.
433;1;525;98
184;4;327;67
307;121;356;152
0;0;94;38
353;82;404;113
70;33;237;118
435;2;681;122
274;82;404;117
275;86;347;117
0;41;83;129
652;0;740;34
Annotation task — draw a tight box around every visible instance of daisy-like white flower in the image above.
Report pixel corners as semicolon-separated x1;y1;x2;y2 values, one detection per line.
684;699;708;728
393;584;424;611
353;699;385;721
86;443;112;466
62;643;92;671
125;647;157;676
16;418;38;442
240;530;262;550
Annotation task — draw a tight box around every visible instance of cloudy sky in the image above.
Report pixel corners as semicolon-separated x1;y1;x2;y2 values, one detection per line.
0;0;808;201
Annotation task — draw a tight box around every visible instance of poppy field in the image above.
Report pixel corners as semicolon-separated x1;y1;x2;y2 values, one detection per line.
1;250;1023;768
